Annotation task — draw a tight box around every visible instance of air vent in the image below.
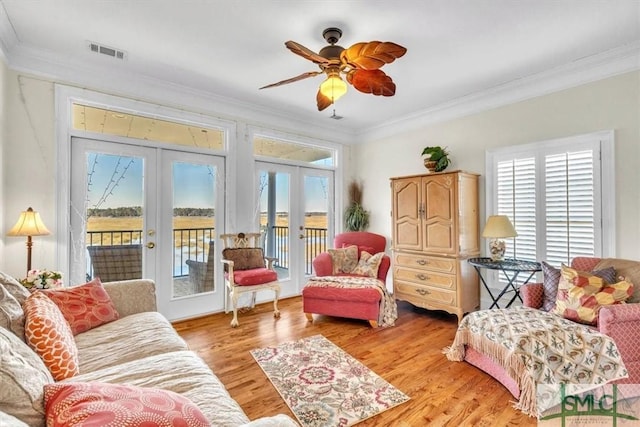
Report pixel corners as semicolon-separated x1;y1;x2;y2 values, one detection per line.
88;41;127;60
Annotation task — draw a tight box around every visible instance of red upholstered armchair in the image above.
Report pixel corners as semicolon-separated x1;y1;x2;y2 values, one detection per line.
303;232;391;328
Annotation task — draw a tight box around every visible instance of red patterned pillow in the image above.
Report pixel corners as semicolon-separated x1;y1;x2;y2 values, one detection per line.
42;278;119;335
23;292;79;381
552;265;633;325
44;382;210;427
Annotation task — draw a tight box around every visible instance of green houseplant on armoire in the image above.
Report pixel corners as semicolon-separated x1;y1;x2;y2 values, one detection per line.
344;181;369;231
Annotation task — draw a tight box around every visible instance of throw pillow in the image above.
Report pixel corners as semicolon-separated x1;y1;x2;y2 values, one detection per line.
593;258;640;303
44;382;210;427
0;284;26;341
351;251;384;278
552;265;633;325
222;248;266;271
327;245;359;274
42;278;119;335
540;262;616;311
23;292;80;381
342;243;376;258
0;271;31;305
0;326;54;426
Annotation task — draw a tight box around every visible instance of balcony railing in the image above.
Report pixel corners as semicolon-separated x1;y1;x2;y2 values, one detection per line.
86;226;328;277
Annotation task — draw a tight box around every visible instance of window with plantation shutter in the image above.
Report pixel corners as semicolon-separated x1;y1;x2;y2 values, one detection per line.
485;131;614;302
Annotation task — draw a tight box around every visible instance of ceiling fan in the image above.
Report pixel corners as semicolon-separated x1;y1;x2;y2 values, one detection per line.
260;27;407;111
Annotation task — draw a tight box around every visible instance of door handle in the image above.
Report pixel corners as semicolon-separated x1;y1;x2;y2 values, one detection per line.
146;242;156;249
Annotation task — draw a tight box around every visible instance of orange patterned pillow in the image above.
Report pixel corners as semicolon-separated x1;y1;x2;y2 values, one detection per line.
44;382;210;427
23;292;79;380
552;265;633;325
42;278;119;335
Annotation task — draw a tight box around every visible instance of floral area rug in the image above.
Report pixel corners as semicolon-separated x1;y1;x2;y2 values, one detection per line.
250;334;409;427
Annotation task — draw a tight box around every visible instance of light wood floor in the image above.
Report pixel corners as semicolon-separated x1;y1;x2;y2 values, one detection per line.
173;297;536;427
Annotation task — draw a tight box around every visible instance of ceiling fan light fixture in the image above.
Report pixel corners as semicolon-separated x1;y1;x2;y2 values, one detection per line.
319;74;347;102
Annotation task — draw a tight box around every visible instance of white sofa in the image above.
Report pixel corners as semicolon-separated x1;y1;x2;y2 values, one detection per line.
0;277;297;426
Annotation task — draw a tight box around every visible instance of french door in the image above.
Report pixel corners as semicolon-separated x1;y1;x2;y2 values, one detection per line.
255;161;334;294
69;137;225;320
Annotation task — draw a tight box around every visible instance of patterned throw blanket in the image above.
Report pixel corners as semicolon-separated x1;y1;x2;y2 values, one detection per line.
305;276;398;327
443;307;628;417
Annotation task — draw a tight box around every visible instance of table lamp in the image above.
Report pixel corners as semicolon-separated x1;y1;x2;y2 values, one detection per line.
7;207;51;273
482;215;517;261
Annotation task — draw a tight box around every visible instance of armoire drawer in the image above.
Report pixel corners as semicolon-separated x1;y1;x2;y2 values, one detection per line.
393;252;456;274
395;281;457;306
393;266;457;290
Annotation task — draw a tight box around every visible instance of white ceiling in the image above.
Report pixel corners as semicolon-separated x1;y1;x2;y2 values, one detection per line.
0;0;638;136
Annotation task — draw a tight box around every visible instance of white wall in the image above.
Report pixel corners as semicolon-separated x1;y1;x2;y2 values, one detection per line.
354;71;640;260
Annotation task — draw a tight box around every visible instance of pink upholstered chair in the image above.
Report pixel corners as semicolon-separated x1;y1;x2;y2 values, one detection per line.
465;256;640;399
303;232;391;327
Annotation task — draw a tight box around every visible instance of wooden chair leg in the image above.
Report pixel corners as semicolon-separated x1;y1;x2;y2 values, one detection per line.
305;313;313;323
273;287;281;318
369;320;379;328
230;289;240;328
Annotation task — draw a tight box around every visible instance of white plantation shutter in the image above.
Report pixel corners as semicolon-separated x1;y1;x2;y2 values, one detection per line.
545;150;596;266
486;132;613;299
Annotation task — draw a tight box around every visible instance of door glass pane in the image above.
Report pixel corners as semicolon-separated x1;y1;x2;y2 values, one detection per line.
173;162;216;298
85;153;144;282
304;175;329;275
259;170;290;280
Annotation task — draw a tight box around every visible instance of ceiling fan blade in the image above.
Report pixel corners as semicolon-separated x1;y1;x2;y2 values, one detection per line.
341;41;407;70
346;69;396;96
259;71;323;90
285;41;331;66
316;89;333;111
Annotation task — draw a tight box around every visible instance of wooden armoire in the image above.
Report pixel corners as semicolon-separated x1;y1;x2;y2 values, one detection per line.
390;170;480;322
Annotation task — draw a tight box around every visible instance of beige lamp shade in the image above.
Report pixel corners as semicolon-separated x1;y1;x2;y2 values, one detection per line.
481;215;517;238
7;207;51;237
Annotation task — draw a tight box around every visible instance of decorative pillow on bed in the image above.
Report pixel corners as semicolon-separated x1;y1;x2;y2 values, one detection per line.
44;382;210;427
23;292;80;381
350;251;384;278
541;261;616;311
552;265;633;325
328;245;359;274
222;248;266;271
41;278;119;336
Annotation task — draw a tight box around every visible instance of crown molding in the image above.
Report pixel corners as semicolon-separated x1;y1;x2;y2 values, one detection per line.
0;3;17;64
2;42;356;145
357;41;640;143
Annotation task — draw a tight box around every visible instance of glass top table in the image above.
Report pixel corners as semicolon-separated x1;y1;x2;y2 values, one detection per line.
468;257;541;309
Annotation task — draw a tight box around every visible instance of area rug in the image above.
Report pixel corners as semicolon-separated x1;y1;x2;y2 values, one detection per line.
250;334;409;427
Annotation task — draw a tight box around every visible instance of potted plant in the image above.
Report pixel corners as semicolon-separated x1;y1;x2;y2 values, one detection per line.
344;181;369;231
421;146;451;172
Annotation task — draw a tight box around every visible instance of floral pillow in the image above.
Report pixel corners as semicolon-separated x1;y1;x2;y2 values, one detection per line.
350;251;384;278
541;262;616;311
327;245;359;274
552;265;633;325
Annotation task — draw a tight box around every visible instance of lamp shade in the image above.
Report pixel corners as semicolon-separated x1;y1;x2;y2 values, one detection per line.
481;215;517;238
7;207;50;237
319;73;348;102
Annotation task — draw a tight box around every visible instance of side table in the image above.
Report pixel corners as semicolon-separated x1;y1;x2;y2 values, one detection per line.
467;257;541;309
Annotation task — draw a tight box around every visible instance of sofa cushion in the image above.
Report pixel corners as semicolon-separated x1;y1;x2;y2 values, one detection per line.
328;245;358;274
351;251;384;278
74;311;189;373
594;258;640;303
0;326;53;427
64;350;251;425
229;268;278;286
23;292;80;380
223;248;266;270
42;278;119;335
541;262;617;311
44;382;209;427
0;284;26;341
553;265;633;325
